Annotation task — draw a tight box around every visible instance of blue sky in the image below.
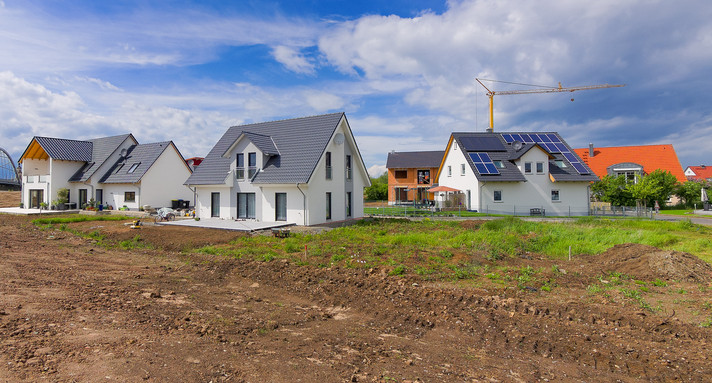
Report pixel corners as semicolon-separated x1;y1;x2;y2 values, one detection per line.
1;0;711;177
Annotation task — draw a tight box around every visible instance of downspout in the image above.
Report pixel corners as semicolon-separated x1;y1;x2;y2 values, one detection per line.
296;183;306;226
479;181;486;213
137;183;141;210
188;185;197;209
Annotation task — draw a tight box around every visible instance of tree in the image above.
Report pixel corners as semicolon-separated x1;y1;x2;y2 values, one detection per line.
629;169;678;207
675;180;707;207
591;175;635;206
364;172;388;201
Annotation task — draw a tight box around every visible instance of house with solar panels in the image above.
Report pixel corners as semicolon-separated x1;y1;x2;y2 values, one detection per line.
18;134;193;210
435;132;598;216
184;113;370;225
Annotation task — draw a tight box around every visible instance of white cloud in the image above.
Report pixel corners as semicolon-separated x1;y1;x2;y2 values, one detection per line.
367;164;387;178
272;45;315;74
303;90;345;112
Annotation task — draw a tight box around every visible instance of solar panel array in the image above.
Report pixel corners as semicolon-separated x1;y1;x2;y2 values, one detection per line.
469;152;499;175
501;133;589;174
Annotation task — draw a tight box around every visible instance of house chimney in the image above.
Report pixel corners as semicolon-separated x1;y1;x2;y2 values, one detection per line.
589;143;594;158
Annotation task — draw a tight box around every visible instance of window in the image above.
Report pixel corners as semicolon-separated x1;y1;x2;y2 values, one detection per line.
346;192;352;217
79;189;88;208
124;191;136;203
461;164;466;175
326;192;332;220
394;170;407;179
275;193;287;221
524;162;532;174
555;160;567;168
536;162;544;174
417;170;430;185
128;163;140;174
238;193;256;219
211;192;220;217
493;190;502;202
325;152;332;180
447;165;452;177
346;155;352;180
236;153;245;180
114;163;124;174
248;152;257;179
26;175;34;183
551;190;560;202
494;160;505;169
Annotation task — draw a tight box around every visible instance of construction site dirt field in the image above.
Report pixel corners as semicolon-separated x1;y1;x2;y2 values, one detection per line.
0;191;20;208
2;214;712;382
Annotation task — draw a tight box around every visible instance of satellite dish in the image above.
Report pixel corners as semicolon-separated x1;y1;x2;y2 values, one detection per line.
513;141;523;151
120;148;128;158
334;133;345;145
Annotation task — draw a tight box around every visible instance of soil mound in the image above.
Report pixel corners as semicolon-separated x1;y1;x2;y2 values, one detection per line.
597;243;712;283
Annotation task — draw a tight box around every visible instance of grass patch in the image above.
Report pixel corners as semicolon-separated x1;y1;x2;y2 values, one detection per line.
32;215;131;225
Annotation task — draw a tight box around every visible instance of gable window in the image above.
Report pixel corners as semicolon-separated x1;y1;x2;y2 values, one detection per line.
536;162;544;174
248;152;257;179
236;153;245;180
461;164;466;176
493;190;502;202
124;191;136;203
494;160;505;169
326;192;332;220
325;152;332;180
346;155;352;180
417;170;430;184
524;162;532;174
128;163;140;174
551;190;560;202
394;170;407;179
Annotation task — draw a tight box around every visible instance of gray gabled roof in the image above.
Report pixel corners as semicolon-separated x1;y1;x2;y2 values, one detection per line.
69;134;135;182
186;113;346;185
450;132;599;182
243;132;279;156
32;137;93;162
100;142;173;184
386;151;445;169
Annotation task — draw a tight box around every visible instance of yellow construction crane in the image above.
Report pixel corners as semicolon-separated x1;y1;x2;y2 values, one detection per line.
475;78;625;132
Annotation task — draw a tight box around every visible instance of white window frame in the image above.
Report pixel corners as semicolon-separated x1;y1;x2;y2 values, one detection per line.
551;189;560;202
447;165;452;177
493;190;503;202
461;164;466;176
536;162;544;174
524;162;532;174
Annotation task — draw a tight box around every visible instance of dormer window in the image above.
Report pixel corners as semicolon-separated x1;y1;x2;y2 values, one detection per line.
236;153;245;180
494;160;505;169
248;152;257;179
127;163;140;174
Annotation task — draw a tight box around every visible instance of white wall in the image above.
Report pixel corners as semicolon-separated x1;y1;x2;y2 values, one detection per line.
139;144;193;208
437;141;478;210
195;186;231;219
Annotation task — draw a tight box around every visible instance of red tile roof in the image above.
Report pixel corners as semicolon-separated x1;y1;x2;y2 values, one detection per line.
686;166;712;180
573;144;686;183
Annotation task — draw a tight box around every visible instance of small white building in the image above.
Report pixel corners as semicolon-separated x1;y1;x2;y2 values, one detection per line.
185;113;370;225
436;132;598;216
19;134;193;210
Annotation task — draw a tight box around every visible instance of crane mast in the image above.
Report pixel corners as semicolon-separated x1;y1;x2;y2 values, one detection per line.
475;78;625;132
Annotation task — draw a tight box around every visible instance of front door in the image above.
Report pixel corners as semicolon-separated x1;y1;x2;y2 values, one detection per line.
211;192;220;217
29;189;43;208
238;193;255;219
275;193;287;221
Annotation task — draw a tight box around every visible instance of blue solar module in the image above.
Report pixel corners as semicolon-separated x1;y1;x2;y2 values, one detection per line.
522;134;535;143
469;152;500;175
502;134;514;143
572;163;589;173
546;134;560;142
460;136;506;152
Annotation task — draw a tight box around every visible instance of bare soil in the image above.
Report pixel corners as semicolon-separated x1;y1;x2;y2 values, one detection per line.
2;215;712;382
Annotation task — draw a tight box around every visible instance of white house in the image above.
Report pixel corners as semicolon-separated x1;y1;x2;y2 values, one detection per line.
185;113;370;225
435;132;598;216
19;134;193;210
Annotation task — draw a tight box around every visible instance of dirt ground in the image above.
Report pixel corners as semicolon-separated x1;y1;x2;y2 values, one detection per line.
2;215;712;382
0;191;20;208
